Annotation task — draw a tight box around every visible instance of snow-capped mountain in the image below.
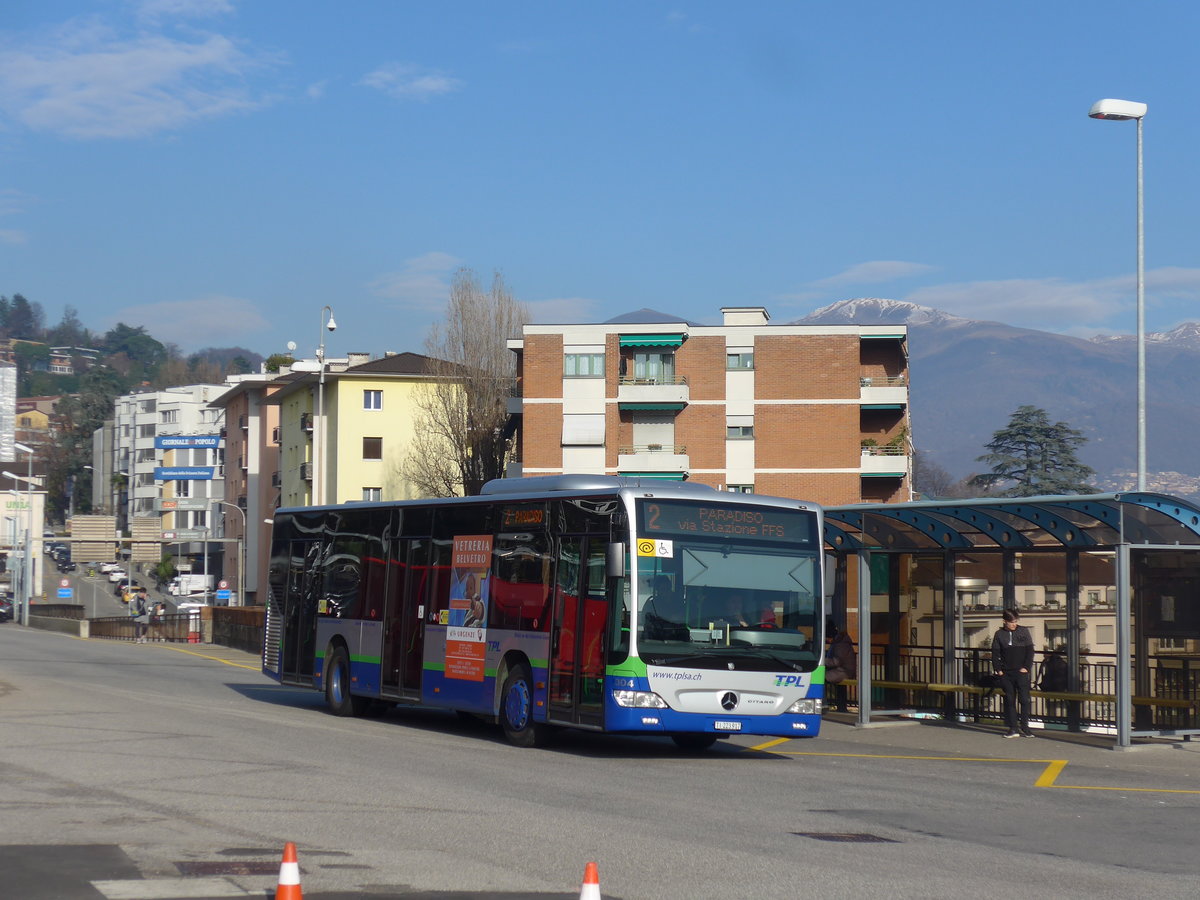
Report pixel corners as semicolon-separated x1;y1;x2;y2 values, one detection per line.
795;298;1200;492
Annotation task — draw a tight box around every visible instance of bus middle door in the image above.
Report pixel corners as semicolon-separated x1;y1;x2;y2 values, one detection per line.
548;537;608;728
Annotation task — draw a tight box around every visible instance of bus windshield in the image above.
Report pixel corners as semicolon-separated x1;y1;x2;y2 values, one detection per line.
633;499;821;671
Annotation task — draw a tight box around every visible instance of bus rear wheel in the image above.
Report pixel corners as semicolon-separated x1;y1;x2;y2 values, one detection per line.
326;645;369;717
672;733;718;751
500;664;549;748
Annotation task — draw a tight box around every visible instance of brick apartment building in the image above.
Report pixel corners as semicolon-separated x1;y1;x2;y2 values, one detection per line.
509;306;910;506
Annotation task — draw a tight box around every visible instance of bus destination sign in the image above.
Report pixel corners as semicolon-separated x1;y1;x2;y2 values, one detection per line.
639;500;812;545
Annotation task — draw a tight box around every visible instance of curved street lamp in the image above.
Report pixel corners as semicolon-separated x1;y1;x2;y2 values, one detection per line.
1089;98;1147;491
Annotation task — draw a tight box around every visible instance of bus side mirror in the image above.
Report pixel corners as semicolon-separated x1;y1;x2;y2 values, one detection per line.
606;542;626;578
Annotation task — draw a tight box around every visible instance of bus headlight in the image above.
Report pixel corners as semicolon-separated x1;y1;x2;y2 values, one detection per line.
785;698;822;715
613;690;668;709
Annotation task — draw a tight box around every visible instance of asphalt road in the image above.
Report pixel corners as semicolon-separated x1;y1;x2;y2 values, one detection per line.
0;625;1198;899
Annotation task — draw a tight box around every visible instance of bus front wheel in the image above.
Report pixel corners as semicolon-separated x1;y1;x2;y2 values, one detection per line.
500;665;549;748
326;645;369;717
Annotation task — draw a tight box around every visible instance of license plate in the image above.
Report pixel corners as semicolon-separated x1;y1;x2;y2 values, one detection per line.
714;721;742;731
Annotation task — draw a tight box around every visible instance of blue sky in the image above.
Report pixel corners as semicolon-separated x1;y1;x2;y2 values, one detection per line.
2;1;1199;357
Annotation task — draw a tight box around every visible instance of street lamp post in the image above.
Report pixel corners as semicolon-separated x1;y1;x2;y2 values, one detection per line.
1089;98;1148;491
215;500;247;607
315;305;337;506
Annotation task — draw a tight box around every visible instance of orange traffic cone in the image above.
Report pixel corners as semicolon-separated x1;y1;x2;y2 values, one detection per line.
579;861;601;900
275;842;302;899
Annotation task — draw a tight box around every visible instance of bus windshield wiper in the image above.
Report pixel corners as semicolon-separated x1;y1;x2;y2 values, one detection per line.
645;651;804;672
734;648;805;672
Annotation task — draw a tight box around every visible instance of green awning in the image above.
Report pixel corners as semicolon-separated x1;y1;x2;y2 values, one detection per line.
861;404;905;410
860;333;906;340
618;333;685;348
618;472;687;480
618;402;686;411
861;472;906;478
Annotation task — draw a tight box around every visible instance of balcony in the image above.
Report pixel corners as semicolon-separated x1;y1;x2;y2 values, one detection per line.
238;414;248;430
617;444;689;474
860;444;909;477
617;375;688;407
237;496;247;511
271;425;281;444
859;374;908;407
300;462;313;481
300;413;313;433
271;471;281;487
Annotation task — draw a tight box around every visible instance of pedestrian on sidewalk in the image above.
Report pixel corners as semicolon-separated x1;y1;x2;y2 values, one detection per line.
133;589;150;643
992;608;1035;738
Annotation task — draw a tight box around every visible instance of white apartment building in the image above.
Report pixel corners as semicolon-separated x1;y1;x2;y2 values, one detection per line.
107;385;226;537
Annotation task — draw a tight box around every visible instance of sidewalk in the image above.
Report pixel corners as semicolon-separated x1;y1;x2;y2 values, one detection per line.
816;709;1200;782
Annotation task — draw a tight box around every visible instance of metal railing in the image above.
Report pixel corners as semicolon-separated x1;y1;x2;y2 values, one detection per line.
860;375;907;387
617;444;687;455
832;643;1198;732
89;613;197;643
618;374;688;386
860;444;907;456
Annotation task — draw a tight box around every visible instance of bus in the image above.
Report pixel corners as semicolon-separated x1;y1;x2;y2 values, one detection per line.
263;475;827;748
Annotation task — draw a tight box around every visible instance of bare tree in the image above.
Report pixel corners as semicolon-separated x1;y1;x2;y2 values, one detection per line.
404;268;528;497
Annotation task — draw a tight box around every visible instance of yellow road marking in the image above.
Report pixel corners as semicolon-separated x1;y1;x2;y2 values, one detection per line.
768;748;1200;795
149;644;262;671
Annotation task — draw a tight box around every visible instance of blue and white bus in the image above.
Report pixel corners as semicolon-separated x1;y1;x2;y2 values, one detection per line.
263;475;827;748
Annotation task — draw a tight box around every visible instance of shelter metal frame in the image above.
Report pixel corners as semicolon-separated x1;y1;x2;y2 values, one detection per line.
823;492;1200;747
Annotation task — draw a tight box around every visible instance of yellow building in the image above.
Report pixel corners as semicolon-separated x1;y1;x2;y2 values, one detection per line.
269;352;455;506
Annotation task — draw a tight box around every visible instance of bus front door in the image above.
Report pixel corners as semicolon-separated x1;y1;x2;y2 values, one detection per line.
548;537;608;728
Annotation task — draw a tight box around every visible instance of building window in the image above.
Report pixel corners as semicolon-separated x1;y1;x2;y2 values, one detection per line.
175;480;191;498
160;409;178;424
565;353;605;377
726;425;754;440
140;400;156;413
727;484;754;493
726;352;754;370
632;351;674;382
363;390;382;410
1095;624;1114;645
362;487;382;501
1022;589;1037;607
363;437;383;460
138;424;155;438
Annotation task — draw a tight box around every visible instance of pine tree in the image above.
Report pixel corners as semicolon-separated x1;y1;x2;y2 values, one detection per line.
971;405;1094;497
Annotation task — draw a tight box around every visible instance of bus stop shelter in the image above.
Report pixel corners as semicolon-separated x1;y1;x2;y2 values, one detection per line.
823;492;1200;747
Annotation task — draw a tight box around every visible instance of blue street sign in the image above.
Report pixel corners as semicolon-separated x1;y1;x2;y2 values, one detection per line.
57;588;72;598
216;589;231;600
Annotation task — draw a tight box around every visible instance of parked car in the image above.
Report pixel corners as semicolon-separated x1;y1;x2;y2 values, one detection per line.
173;600;209;615
57;560;77;573
0;596;12;622
107;568;128;583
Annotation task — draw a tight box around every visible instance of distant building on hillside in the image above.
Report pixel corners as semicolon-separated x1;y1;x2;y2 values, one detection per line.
0;363;15;463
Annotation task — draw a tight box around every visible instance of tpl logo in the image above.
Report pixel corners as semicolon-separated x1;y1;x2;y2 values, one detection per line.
774;675;807;687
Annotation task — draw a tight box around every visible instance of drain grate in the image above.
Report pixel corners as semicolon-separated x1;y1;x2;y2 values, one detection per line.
176;860;287;876
792;832;898;843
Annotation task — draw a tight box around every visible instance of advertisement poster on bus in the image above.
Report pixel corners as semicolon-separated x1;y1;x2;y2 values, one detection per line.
445;534;492;681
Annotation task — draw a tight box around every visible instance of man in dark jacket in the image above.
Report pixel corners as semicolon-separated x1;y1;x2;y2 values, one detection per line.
992;609;1035;738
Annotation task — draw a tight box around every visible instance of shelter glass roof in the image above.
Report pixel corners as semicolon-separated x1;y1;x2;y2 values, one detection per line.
823;492;1200;552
